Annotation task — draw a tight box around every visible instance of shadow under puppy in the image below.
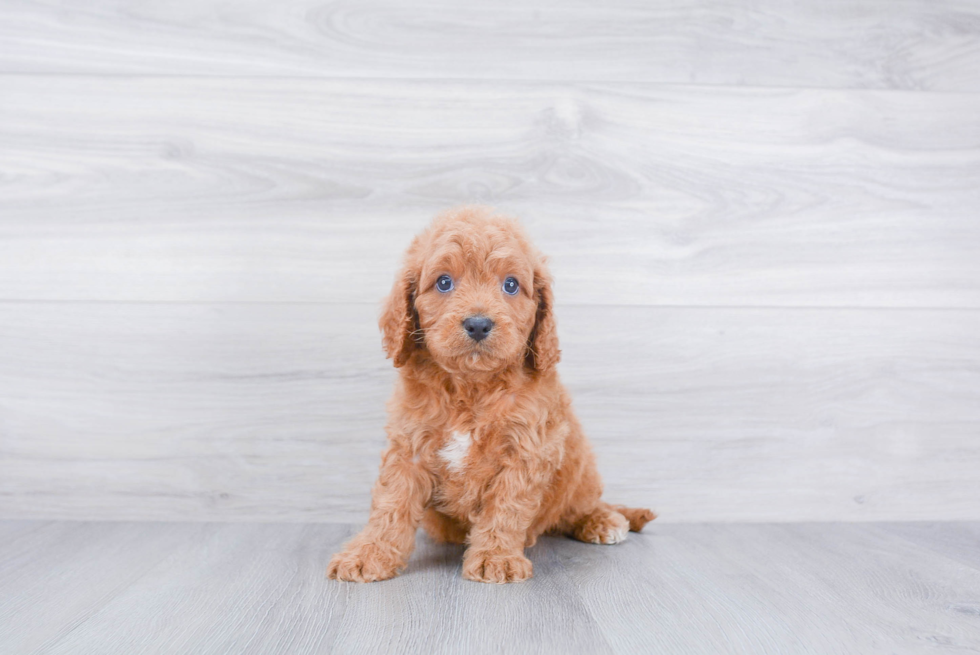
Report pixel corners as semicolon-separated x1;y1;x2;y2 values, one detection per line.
327;206;655;584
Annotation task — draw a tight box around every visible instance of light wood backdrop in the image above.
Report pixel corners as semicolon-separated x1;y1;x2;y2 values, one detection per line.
1;0;979;523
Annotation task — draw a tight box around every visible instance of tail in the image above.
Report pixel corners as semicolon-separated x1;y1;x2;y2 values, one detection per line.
610;504;657;532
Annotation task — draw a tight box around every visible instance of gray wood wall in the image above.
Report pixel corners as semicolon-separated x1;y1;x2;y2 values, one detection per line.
1;0;979;523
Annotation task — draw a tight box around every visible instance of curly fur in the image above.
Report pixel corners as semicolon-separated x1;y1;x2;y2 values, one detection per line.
327;206;655;584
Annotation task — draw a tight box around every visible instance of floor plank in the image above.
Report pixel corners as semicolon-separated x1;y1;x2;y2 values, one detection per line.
42;523;351;655
0;522;205;654
2;521;979;654
2;79;978;306
557;523;980;654
327;529;612;654
2;303;978;523
876;522;980;573
2;0;979;91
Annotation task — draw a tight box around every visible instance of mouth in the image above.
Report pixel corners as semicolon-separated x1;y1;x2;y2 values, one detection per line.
458;341;504;370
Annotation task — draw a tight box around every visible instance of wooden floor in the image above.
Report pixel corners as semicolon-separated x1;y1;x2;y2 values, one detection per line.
2;519;979;654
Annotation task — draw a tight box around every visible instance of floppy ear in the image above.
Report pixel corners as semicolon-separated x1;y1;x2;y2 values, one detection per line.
379;264;420;368
525;263;560;373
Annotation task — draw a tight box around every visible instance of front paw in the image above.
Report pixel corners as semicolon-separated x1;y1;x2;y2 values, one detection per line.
326;542;404;582
463;550;533;584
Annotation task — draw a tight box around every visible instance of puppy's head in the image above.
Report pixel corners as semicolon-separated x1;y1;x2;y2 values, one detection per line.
380;206;559;375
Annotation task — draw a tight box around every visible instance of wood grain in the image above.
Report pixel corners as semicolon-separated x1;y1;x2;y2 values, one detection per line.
2;0;978;536
41;523;353;655
2;0;980;91
559;522;980;653
1;78;978;306
2;302;978;523
0;521;204;653
878;522;980;573
2;520;979;654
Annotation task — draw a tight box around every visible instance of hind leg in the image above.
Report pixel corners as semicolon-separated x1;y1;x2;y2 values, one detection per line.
421;508;469;544
571;503;631;545
610;505;657;532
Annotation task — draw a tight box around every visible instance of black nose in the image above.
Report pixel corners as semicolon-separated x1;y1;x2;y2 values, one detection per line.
463;316;494;342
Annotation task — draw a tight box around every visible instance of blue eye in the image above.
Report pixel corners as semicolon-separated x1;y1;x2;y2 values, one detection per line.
502;277;519;295
436;275;454;293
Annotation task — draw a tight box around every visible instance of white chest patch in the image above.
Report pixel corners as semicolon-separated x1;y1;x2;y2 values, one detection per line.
438;431;472;473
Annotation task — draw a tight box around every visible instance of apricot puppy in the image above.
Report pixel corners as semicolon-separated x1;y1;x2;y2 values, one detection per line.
327;206;655;584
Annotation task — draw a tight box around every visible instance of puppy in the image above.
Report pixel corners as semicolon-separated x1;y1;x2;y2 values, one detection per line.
327;206;655;584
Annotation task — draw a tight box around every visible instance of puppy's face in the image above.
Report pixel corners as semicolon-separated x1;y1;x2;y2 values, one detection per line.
414;222;537;373
381;209;560;375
